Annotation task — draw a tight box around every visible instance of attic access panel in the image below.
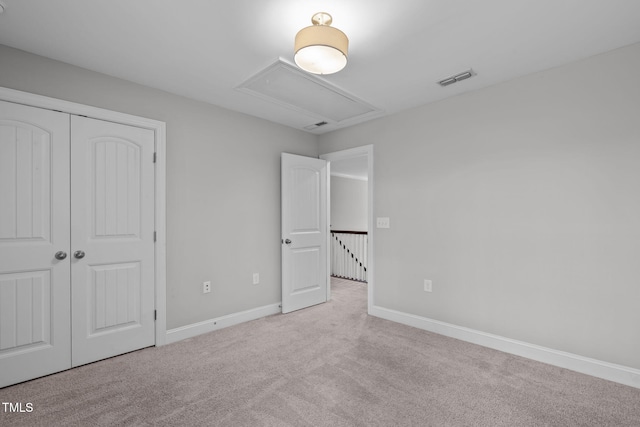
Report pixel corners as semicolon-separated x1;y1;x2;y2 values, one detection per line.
237;60;380;126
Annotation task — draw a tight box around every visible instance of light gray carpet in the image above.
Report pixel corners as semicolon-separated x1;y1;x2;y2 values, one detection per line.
1;277;639;426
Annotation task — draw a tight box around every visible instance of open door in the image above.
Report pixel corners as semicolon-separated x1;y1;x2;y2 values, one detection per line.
281;153;328;313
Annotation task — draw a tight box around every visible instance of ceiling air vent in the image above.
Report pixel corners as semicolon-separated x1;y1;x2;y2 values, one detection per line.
438;69;476;87
304;121;328;131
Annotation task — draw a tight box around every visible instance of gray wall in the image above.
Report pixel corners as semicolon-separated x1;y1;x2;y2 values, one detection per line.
0;44;318;330
4;40;640;371
319;42;640;370
330;176;368;232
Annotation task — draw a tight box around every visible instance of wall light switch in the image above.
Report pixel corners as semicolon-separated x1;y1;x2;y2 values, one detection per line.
203;281;211;294
376;217;390;228
252;273;259;285
424;279;433;292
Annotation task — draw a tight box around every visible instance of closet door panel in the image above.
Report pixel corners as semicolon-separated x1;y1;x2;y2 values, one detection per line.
0;100;71;388
70;116;155;367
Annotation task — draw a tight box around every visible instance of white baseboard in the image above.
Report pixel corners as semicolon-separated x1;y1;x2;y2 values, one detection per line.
166;303;281;345
370;305;640;389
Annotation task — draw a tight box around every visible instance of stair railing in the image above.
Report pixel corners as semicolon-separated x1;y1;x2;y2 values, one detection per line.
330;230;368;282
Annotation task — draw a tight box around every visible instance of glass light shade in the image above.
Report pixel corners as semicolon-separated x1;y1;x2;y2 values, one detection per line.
295;45;348;75
294;20;348;75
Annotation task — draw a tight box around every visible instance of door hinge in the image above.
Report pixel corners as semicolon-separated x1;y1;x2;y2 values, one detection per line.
153;152;157;163
154;310;157;320
154;231;157;242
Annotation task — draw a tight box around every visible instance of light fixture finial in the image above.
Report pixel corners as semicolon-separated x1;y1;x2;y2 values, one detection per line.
311;12;332;26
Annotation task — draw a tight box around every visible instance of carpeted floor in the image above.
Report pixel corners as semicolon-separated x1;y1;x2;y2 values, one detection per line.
1;277;639;426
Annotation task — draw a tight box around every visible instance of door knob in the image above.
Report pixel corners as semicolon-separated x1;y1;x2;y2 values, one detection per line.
54;251;67;260
284;239;292;245
74;250;86;259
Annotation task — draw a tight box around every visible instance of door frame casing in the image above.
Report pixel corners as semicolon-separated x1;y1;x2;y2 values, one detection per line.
0;86;168;346
320;145;374;314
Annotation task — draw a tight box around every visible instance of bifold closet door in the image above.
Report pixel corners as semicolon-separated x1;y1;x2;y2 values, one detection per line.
70;116;155;367
0;100;71;387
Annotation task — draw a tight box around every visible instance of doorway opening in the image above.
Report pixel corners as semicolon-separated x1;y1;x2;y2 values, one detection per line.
320;145;374;314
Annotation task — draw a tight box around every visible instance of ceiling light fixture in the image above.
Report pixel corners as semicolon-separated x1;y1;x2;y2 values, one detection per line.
294;12;348;75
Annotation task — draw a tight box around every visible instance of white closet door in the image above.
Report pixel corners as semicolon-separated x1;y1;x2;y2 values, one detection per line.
70;116;155;367
0;100;71;387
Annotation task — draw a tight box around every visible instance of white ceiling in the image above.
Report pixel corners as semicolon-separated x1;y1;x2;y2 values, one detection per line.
1;1;640;134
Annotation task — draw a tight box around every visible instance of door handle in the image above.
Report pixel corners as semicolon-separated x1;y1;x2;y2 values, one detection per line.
284;239;292;245
74;250;86;259
54;251;67;260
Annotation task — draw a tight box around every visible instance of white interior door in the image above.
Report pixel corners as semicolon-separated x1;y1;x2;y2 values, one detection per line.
0;101;71;387
70;116;155;367
281;153;328;313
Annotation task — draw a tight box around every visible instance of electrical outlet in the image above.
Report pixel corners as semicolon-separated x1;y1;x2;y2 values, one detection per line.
424;279;433;292
203;281;211;294
252;273;259;285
